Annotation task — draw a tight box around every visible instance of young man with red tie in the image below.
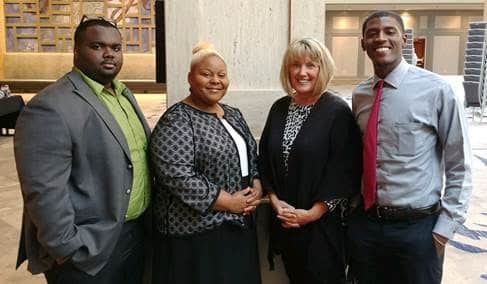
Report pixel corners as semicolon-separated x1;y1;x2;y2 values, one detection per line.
348;10;472;284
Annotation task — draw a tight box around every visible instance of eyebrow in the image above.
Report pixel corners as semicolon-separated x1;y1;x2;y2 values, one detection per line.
365;26;399;33
89;41;122;46
198;68;226;73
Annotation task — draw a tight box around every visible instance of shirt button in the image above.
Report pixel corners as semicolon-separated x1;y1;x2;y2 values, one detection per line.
126;189;131;194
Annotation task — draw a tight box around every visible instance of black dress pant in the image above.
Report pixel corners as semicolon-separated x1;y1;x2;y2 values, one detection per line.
278;224;346;284
347;210;444;284
281;245;344;284
44;219;145;284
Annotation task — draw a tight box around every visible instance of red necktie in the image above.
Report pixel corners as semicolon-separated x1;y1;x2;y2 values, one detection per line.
362;79;384;210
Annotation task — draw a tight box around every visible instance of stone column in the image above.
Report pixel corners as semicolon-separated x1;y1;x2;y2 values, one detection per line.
164;0;327;136
165;0;290;136
289;0;326;43
164;0;200;106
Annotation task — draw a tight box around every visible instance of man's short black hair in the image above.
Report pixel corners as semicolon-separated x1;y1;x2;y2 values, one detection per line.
74;17;120;47
362;11;405;36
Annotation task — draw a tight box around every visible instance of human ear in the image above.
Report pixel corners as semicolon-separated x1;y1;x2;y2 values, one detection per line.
401;34;407;48
187;72;192;85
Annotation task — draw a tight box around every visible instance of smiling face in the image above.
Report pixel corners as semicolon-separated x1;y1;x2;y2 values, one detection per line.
74;25;123;88
188;55;229;107
362;16;407;78
288;56;320;97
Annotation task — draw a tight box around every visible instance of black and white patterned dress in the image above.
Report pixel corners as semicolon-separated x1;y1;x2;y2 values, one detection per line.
150;102;259;236
150;102;261;284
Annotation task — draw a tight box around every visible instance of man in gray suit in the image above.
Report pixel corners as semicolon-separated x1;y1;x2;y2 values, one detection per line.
14;16;151;283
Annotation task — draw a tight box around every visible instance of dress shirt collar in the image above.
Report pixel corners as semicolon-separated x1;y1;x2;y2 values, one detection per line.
372;58;409;90
73;67;126;97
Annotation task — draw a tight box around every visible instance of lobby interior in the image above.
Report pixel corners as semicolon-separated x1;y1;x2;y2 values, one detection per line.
1;0;487;283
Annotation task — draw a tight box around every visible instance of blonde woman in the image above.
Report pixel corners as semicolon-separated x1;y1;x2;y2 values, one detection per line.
259;38;362;283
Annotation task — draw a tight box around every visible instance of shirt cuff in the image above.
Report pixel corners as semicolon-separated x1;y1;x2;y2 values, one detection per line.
433;211;461;240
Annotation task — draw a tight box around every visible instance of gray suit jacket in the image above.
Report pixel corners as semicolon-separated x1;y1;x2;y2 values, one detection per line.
14;70;151;275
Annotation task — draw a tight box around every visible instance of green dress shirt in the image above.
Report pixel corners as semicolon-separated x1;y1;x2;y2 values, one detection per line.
76;68;150;221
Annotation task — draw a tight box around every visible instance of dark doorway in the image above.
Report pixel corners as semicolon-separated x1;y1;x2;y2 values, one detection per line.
155;0;166;83
414;38;426;68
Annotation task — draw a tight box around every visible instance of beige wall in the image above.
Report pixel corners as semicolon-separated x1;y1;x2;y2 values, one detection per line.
290;0;326;42
326;10;483;79
432;35;460;74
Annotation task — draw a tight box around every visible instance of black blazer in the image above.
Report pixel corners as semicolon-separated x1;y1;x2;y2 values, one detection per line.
259;92;362;277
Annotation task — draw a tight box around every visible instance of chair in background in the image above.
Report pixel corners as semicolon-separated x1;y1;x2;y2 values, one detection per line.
463;22;487;121
0;95;25;136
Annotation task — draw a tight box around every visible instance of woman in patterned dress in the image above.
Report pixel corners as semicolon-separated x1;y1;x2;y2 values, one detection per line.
259;38;362;284
149;43;262;284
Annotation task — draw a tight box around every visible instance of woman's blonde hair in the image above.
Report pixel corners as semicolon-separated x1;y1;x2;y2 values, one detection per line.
189;42;226;71
280;38;336;97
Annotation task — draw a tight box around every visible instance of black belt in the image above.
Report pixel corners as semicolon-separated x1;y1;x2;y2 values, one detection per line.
366;202;441;221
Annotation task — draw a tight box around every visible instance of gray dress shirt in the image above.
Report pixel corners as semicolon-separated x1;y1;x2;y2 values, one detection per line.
352;59;472;239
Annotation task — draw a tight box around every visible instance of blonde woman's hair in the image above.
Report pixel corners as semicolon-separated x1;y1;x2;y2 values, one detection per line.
279;38;336;97
190;42;226;71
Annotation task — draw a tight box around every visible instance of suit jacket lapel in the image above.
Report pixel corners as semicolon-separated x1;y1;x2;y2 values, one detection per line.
66;71;132;159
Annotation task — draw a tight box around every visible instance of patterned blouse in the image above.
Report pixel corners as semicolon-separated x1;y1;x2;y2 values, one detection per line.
282;100;344;212
150;102;259;236
282;102;313;170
